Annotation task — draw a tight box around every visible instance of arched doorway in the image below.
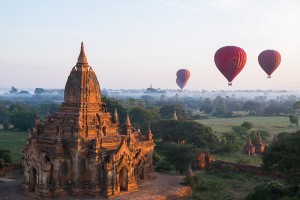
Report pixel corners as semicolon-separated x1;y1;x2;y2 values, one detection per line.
119;167;128;191
29;167;37;192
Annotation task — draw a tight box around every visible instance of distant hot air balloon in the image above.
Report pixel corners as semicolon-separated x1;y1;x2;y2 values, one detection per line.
176;69;190;90
214;46;247;86
258;50;281;78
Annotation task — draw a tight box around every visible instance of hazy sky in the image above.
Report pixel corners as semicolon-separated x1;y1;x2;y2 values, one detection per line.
1;0;300;91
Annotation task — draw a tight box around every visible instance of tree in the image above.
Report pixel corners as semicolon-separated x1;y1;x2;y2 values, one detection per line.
293;101;300;110
241;121;253;130
34;88;46;95
292;101;300;126
218;132;244;153
9;104;36;131
9;86;18;94
264;105;292;116
246;181;299;200
130;107;159;132
0;149;12;163
262;131;300;185
161;143;195;174
36;102;59;115
152;120;219;150
201;98;213;114
243;101;262;114
2;120;10;130
232;125;248;135
159;104;189;120
289;114;298;126
102;96;129;123
212;96;229;117
0;101;9;124
141;95;156;105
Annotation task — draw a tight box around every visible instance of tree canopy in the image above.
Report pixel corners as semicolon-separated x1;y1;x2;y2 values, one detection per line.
159;104;189;120
152;120;219;150
262;131;300;185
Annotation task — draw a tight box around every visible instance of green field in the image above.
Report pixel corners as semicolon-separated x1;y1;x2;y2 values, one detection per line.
197;116;299;137
0;130;28;164
214;152;262;166
191;170;277;200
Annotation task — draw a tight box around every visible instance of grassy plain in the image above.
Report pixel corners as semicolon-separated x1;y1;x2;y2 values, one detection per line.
0;130;27;164
191;170;276;200
196;116;299;166
214;152;262;166
197;116;298;137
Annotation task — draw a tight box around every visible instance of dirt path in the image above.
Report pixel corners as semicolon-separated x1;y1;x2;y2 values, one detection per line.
0;172;191;200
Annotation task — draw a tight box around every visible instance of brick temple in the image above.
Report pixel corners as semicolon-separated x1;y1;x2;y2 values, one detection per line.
243;133;265;155
22;43;155;198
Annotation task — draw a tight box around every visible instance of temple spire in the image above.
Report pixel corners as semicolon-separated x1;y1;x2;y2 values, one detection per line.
77;42;88;65
126;114;131;125
148;125;153;140
272;133;278;143
257;133;262;144
247;134;252;145
113;108;119;123
172;110;178;120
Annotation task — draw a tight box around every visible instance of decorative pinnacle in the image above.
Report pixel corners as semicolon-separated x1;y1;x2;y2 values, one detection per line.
148;125;153;140
114;108;118;116
257;133;262;144
77;42;88;65
126;114;131;125
247;134;252;145
173;110;178;120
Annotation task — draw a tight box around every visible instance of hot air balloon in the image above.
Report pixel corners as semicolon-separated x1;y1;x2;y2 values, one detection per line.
176;69;190;90
214;46;247;86
258;50;281;78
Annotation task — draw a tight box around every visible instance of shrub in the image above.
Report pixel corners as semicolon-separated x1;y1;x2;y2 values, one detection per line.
0;149;12;163
241;121;253;130
246;181;299;200
154;160;175;172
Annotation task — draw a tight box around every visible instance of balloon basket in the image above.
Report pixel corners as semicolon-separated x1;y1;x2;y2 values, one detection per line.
267;75;271;78
228;82;232;86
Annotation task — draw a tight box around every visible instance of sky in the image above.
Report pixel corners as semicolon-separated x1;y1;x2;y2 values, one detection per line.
1;0;300;91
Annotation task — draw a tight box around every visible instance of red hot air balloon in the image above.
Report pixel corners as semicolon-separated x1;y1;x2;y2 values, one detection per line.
176;69;190;90
258;50;281;78
214;46;247;86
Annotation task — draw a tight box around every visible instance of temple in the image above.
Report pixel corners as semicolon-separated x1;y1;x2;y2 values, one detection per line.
22;43;155;198
243;134;265;155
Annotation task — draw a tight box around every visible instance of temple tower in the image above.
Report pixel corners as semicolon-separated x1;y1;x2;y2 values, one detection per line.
22;43;155;198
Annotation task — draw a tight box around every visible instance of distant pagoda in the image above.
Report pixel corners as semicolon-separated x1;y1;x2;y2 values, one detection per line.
243;133;265;155
22;43;155;198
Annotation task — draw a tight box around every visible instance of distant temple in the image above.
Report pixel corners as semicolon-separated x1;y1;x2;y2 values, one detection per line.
196;151;215;170
254;133;265;154
243;134;265;155
22;43;155;198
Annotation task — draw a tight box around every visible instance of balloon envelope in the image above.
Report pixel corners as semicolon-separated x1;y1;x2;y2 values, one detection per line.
176;69;190;89
214;46;247;85
258;50;281;78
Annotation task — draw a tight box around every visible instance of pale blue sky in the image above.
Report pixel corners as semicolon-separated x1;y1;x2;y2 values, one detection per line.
1;0;300;91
